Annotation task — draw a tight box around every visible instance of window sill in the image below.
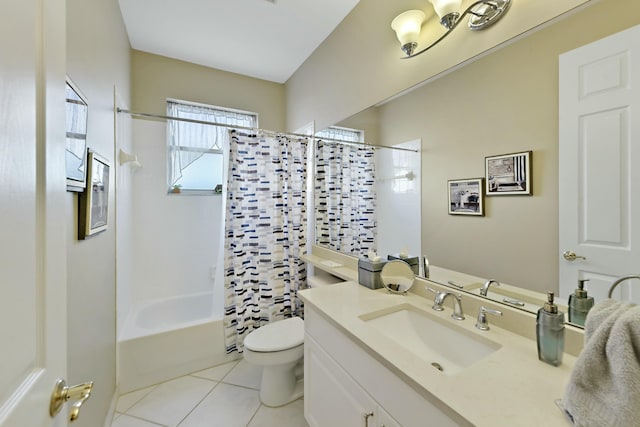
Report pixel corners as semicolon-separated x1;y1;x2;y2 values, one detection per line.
167;190;223;196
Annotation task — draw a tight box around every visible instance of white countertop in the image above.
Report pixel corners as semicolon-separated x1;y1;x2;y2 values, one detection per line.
302;252;358;282
299;281;575;427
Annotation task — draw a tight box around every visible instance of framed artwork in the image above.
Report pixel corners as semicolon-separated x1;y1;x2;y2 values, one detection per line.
78;150;110;239
65;77;89;192
485;151;532;196
448;178;484;216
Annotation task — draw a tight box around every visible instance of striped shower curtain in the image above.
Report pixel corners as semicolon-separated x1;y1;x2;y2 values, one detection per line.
314;140;377;257
223;130;308;354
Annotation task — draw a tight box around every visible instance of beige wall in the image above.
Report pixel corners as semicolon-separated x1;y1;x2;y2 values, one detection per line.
337;106;381;146
126;51;287;328
131;50;286;131
66;0;131;424
369;0;640;293
285;0;594;132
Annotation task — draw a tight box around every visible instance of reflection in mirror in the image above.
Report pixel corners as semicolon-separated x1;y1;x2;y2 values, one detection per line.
65;78;89;192
314;123;421;260
380;260;415;294
314;128;376;257
311;2;640;329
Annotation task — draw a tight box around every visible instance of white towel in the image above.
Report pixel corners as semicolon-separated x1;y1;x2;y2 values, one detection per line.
561;299;640;427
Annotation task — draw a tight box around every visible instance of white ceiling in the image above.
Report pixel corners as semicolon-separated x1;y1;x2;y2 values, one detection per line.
118;0;360;84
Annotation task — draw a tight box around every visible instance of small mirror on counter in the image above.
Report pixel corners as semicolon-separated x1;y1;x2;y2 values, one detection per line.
380;260;415;294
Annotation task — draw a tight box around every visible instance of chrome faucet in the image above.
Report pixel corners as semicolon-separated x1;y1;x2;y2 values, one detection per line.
426;287;465;320
480;279;500;296
422;255;430;278
475;306;503;331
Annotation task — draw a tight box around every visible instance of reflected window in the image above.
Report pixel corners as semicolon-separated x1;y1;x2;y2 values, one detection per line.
65;78;88;191
391;149;417;194
315;126;363;143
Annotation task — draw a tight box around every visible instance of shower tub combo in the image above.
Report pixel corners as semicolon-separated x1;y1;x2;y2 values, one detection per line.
118;291;236;393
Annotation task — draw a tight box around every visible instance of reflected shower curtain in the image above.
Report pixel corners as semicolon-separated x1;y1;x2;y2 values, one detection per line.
315;140;376;257
224;130;308;353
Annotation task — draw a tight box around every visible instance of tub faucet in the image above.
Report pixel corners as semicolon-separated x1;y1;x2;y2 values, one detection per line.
426;287;464;320
422;255;429;279
480;279;500;296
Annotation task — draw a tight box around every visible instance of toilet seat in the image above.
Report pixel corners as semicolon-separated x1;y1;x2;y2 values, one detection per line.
244;317;304;352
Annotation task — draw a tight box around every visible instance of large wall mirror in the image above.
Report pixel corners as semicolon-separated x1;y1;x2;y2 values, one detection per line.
313;3;640;326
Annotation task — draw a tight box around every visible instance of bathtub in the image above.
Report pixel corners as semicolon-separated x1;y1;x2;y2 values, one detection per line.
118;292;237;393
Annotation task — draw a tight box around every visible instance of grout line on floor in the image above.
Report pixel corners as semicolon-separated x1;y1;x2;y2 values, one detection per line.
244;402;264;427
218;380;261;391
175;380;222;427
117;385;158;413
187;359;240;383
116;412;168;427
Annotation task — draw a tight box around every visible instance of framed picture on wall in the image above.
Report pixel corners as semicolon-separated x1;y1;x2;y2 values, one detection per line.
65;77;89;192
78;150;110;239
448;178;484;216
485;151;532;196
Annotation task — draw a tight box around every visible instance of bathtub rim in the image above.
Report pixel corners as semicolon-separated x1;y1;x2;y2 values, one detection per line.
118;291;223;342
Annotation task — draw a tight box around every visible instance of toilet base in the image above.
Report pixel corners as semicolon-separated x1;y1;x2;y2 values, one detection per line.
258;360;304;407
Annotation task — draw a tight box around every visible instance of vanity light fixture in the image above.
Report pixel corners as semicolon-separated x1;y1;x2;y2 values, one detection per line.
391;10;426;57
391;0;511;58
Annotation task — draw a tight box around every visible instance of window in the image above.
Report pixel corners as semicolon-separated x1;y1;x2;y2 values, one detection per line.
315;125;364;143
167;99;258;193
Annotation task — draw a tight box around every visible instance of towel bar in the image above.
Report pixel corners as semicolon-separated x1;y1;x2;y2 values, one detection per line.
607;274;640;298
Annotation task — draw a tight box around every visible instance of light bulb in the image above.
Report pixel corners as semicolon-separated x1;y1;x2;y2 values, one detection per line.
391;10;425;56
428;0;462;18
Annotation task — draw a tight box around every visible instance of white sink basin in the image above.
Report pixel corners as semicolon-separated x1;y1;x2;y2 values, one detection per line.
359;304;501;375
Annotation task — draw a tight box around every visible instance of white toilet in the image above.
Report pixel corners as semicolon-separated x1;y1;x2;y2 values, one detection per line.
243;316;305;407
243;272;344;407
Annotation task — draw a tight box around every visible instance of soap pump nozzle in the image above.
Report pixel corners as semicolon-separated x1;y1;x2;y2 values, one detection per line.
576;279;590;297
543;291;558;314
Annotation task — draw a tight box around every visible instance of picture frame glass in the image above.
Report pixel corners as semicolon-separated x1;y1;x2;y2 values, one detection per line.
485;151;532;195
79;150;109;239
65;78;89;192
448;179;484;216
89;154;109;232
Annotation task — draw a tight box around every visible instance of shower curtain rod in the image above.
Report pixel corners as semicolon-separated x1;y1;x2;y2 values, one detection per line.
116;108;419;153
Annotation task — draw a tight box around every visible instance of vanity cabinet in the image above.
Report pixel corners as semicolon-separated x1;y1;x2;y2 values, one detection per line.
304;306;465;427
305;333;400;427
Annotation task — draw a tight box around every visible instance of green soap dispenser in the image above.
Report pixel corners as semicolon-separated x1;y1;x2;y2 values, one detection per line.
568;279;594;327
536;292;565;366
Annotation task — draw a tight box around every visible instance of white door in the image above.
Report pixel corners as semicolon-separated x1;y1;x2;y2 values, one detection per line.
0;0;70;426
559;24;640;303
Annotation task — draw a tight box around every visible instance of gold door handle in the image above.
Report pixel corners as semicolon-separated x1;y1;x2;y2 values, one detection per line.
50;379;94;422
563;250;586;261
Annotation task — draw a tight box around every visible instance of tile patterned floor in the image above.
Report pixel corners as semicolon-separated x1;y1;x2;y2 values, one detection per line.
112;360;309;427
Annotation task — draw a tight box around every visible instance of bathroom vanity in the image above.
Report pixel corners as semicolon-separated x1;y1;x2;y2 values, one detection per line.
299;274;581;426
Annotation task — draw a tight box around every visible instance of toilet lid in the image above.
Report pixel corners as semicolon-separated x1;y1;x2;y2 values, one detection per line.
244;317;304;352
